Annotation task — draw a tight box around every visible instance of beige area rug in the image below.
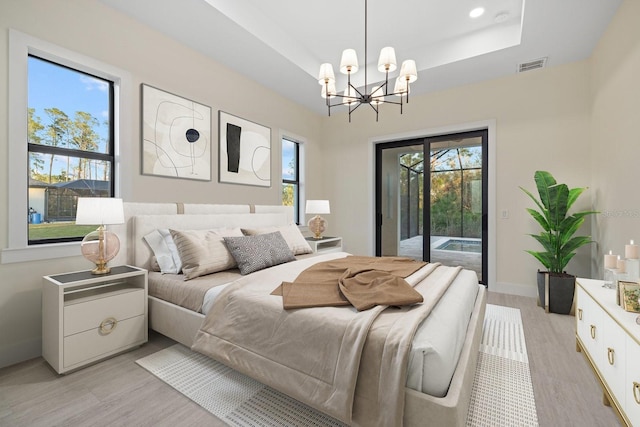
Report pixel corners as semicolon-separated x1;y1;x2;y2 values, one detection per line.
136;304;538;426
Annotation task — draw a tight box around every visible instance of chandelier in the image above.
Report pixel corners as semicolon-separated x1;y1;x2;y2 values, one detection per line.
317;0;418;122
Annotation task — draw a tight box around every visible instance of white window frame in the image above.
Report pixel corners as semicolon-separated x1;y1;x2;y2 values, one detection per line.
280;131;306;224
2;30;132;264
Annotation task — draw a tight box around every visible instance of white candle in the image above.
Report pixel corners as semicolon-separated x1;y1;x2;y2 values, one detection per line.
617;256;626;273
604;250;618;269
625;240;639;259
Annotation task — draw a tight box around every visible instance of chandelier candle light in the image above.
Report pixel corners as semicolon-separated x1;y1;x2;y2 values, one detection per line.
75;197;124;275
318;0;418;122
306;200;330;239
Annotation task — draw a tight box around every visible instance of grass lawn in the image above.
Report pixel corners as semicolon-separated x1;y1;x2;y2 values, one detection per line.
28;222;97;240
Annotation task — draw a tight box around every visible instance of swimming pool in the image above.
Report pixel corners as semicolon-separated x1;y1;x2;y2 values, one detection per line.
435;238;481;253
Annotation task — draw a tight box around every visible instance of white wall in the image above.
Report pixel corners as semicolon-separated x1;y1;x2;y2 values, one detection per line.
590;0;640;275
0;0;324;368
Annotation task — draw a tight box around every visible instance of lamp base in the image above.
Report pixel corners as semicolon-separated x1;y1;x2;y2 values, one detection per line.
91;262;111;275
81;226;120;275
307;215;327;239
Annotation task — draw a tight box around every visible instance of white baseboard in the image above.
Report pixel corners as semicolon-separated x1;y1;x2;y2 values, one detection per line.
492;281;538;298
0;337;41;370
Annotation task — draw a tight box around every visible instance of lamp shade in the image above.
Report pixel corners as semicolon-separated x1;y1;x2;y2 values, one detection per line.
339;49;359;74
371;85;385;105
377;47;397;72
76;197;124;225
394;76;410;97
306;200;330;215
321;81;337;99
317;63;336;85
399;60;418;83
344;86;358;104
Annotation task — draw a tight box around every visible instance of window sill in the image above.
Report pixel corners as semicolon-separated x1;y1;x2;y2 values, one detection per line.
1;242;81;264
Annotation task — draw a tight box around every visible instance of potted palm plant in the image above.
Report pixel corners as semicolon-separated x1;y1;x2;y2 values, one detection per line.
520;170;598;314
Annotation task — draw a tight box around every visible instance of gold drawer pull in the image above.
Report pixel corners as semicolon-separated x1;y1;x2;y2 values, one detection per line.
99;317;118;335
607;348;615;365
590;325;596;339
634;382;640;405
578;308;583;320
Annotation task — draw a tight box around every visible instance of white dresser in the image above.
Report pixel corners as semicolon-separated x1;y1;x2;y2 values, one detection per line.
576;278;640;426
42;265;148;374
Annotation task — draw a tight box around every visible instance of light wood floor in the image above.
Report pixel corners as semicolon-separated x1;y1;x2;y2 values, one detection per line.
0;292;620;427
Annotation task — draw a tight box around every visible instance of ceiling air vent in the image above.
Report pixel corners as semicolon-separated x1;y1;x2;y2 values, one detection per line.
517;57;547;73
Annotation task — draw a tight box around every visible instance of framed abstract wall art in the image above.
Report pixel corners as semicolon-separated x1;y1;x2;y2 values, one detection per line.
141;84;211;181
218;111;271;187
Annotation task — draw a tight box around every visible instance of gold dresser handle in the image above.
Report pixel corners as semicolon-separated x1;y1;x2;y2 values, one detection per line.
634;382;640;405
99;317;118;335
590;325;596;339
578;308;583;320
607;348;615;365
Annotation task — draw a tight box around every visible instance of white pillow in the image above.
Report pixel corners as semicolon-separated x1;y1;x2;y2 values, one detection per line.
158;228;182;272
143;228;182;274
242;224;312;255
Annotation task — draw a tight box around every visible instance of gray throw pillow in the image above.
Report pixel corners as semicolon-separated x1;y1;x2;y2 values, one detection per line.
224;232;296;275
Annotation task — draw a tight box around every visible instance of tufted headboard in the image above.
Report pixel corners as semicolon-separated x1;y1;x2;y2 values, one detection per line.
109;202;295;270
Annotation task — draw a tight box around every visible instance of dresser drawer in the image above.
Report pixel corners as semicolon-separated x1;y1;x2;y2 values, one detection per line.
64;288;144;336
576;286;603;365
601;311;627;407
63;315;146;368
626;336;640;425
576;286;589;342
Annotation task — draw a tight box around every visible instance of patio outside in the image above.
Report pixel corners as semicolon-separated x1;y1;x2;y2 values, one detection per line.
399;235;482;281
397;144;483;282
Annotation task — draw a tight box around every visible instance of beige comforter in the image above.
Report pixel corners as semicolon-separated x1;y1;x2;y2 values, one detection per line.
191;252;463;426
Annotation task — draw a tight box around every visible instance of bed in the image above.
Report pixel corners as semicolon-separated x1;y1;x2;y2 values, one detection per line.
110;202;487;427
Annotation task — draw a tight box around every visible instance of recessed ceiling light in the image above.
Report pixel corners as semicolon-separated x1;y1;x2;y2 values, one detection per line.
469;7;485;18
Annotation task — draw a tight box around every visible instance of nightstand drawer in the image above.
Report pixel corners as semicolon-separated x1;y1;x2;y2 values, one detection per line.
64;288;144;336
63;315;146;368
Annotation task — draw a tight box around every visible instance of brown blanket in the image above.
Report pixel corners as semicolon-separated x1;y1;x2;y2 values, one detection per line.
273;256;427;310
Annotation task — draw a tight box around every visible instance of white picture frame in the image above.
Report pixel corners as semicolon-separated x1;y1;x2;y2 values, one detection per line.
141;84;211;181
218;111;271;187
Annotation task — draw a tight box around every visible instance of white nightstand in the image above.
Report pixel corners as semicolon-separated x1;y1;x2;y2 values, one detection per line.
305;236;343;254
42;265;148;374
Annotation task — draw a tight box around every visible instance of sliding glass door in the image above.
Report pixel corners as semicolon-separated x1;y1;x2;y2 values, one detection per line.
375;130;488;284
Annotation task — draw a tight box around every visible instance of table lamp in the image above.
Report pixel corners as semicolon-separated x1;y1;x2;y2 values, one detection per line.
75;197;124;274
306;200;330;239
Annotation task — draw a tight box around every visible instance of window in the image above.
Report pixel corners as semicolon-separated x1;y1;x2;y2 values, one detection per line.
27;56;115;245
5;30;131;263
282;138;300;223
